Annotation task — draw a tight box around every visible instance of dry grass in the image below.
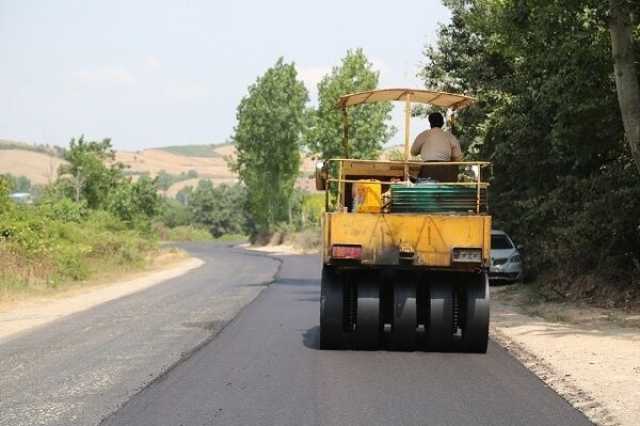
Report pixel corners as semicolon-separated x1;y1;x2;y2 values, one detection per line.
251;228;321;254
283;228;322;253
492;283;640;329
0;149;65;185
0;246;185;308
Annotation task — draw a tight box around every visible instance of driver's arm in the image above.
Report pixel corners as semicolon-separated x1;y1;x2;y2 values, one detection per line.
411;135;423;156
450;135;463;161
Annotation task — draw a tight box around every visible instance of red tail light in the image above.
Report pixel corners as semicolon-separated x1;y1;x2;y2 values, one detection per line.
331;245;362;260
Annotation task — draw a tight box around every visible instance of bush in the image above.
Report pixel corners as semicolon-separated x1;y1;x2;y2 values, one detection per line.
38;198;88;223
160;199;192;228
106;176;160;224
189;181;248;238
0;203;156;298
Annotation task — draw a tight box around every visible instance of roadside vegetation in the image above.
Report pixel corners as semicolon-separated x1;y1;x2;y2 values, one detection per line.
422;0;640;308
0;137;212;302
230;49;392;248
225;10;639;306
155;169;199;191
3;5;638;307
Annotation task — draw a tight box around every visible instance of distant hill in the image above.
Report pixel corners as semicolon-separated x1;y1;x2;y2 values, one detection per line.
1;141;398;196
0;139;65;158
0;149;65;185
156;143;228;158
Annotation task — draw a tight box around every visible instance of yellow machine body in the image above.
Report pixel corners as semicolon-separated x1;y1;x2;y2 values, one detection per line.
323;212;491;268
317;88;492;352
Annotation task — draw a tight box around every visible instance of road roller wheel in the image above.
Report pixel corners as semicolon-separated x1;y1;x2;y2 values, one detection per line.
389;272;417;351
353;271;381;350
459;272;490;353
427;280;454;352
320;266;347;349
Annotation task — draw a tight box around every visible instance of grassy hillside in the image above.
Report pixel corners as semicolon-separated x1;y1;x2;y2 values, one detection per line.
0;149;66;185
156;144;224;158
0;139;65;158
0;141;364;197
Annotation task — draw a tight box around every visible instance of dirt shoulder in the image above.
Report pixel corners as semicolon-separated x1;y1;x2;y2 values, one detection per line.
491;285;640;426
243;242;319;255
0;251;204;342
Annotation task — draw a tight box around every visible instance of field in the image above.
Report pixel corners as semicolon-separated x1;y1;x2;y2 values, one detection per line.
155;144;225;158
0;149;66;185
0;141;320;196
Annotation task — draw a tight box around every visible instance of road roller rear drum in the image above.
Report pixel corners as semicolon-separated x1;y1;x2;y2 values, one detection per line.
320;267;489;353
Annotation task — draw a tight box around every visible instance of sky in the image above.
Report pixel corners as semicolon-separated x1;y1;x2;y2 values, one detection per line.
0;0;451;150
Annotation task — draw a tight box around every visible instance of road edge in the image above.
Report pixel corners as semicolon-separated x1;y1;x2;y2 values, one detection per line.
98;248;284;426
490;314;617;426
0;256;205;343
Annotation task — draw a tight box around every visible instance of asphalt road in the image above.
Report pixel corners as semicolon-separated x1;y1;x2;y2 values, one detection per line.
102;248;591;426
0;243;279;426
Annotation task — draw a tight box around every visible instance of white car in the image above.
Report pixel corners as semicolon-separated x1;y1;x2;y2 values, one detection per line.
490;230;524;283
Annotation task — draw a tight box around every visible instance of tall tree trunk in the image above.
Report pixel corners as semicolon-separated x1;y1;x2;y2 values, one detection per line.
609;0;640;174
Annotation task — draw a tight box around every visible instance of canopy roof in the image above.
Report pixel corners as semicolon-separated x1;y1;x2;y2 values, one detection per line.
337;88;475;110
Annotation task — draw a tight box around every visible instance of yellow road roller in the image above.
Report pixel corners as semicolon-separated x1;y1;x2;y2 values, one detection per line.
316;88;491;352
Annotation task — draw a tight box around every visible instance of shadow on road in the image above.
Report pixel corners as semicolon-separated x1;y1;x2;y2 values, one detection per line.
277;278;320;286
302;326;320;350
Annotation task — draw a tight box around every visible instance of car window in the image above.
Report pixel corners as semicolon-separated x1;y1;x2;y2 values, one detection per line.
491;235;513;249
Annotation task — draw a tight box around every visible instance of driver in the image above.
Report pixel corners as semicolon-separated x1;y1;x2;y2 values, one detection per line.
410;112;463;182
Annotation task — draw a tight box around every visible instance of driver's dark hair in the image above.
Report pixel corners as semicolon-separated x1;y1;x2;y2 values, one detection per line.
428;112;445;128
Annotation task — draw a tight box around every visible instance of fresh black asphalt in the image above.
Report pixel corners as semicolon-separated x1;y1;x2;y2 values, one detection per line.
102;247;591;426
0;243;278;426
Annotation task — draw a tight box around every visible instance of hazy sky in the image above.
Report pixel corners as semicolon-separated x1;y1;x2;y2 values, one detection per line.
0;0;451;150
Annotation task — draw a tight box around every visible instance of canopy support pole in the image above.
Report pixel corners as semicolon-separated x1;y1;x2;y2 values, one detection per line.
403;93;412;181
342;108;350;158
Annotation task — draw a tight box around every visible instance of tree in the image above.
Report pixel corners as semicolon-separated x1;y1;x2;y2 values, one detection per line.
423;0;640;297
1;174;32;193
189;180;248;237
232;58;308;234
156;170;174;191
59;136;123;208
160;198;192;228
608;0;640;173
106;176;160;223
305;49;394;160
176;186;193;206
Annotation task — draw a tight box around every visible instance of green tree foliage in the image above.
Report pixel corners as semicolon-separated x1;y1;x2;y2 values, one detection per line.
59;136;123;208
176;186;193;206
189;180;248;238
2;174;32;193
424;0;640;296
106;176;161;224
232;58;308;234
155;169;199;191
156;170;175;191
299;192;324;227
160;198;192;228
305;49;394;160
0;175;10;212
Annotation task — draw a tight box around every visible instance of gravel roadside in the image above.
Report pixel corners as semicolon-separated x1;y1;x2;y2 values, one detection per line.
491;287;640;426
0;254;203;343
